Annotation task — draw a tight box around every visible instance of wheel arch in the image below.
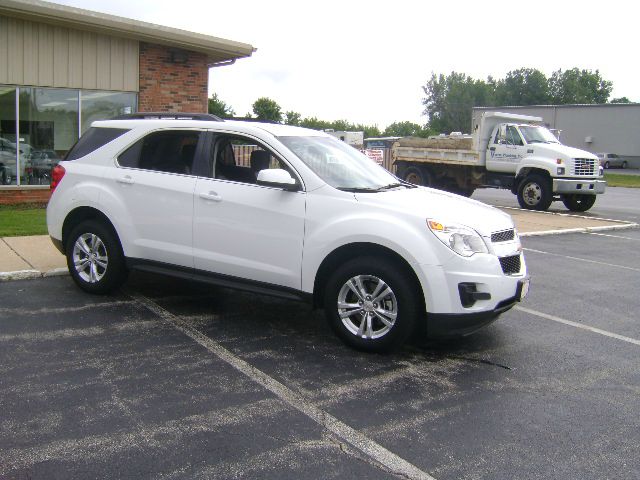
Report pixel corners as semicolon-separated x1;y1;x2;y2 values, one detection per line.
62;206;122;251
513;166;552;193
312;242;425;311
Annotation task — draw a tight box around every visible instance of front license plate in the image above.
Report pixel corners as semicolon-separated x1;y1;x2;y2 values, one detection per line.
518;278;530;301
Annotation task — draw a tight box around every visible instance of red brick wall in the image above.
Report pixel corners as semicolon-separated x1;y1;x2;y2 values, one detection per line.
0;188;50;205
138;42;209;113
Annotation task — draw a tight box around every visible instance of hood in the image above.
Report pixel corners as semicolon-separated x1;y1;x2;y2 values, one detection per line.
529;143;598;160
355;186;514;237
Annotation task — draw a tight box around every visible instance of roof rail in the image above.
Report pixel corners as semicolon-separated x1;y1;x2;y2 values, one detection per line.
111;112;224;121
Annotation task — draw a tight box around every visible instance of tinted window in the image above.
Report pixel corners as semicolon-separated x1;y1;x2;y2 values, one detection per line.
118;130;201;175
65;127;129;160
210;134;290;184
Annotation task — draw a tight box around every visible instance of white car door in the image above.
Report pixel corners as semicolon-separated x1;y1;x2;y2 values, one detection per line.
487;125;526;173
192;133;305;290
104;129;202;268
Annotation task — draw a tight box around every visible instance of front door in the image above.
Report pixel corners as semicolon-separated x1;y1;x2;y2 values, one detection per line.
193;133;306;290
487;125;526;173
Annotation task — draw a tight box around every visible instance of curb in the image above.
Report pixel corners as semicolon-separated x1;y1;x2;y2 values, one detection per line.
520;222;639;237
0;268;68;282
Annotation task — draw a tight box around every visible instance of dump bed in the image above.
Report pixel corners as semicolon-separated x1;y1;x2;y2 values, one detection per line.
393;136;480;166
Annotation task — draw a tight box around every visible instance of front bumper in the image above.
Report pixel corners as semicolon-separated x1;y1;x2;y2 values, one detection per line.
553;178;606;195
426;278;528;338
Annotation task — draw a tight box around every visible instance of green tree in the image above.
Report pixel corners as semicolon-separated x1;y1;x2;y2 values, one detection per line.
299;116;332;130
549;68;612;104
284;111;302;125
208;93;235;118
610;97;631;103
383;121;431;138
422;72;493;134
494;68;550;106
252;97;283;123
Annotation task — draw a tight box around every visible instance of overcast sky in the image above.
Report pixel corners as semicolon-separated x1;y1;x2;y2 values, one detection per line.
53;0;637;129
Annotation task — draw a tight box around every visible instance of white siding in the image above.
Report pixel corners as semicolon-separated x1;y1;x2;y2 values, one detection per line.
0;15;138;91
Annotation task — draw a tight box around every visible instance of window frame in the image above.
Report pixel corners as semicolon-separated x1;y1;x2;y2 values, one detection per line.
114;127;207;177
196;131;305;190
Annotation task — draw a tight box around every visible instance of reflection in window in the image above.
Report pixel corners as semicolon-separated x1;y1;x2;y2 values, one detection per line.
0;87;17;185
81;91;136;134
19;88;78;185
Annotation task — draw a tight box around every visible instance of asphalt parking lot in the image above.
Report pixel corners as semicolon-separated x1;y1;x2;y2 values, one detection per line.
2;230;640;479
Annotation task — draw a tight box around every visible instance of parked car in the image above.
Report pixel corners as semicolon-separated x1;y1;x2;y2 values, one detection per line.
597;153;627;169
0;137;27;184
47;113;528;352
25;149;61;185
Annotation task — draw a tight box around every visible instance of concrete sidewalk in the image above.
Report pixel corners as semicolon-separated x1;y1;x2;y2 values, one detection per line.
1;208;637;281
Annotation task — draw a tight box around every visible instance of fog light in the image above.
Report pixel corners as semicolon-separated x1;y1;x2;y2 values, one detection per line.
557;167;565;175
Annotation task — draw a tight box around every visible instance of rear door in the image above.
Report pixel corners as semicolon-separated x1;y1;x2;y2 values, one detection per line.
104;129;204;267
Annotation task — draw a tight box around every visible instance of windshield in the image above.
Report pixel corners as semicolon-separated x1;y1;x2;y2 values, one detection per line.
278;135;403;191
519;125;560;145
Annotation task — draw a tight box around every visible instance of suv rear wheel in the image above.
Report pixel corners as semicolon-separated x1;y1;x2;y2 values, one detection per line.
323;257;419;352
66;220;127;294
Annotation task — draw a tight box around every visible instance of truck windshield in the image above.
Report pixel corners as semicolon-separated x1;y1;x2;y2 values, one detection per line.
278;135;403;191
519;126;560;145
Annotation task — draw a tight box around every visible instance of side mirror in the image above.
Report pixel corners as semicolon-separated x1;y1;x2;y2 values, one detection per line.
256;169;300;191
499;124;507;140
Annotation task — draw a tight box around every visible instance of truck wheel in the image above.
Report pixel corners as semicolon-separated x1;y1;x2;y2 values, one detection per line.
562;194;596;212
403;166;431;187
66;220;128;294
517;174;553;211
323;256;419;352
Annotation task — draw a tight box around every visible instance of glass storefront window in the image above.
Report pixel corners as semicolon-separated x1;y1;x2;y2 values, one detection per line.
0;87;17;185
81;91;136;134
19;88;79;185
0;86;137;186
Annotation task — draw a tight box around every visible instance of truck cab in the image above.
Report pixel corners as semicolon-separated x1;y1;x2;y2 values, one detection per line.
476;112;606;212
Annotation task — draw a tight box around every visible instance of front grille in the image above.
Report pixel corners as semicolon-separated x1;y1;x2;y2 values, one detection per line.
573;158;598;176
491;229;515;243
499;255;521;275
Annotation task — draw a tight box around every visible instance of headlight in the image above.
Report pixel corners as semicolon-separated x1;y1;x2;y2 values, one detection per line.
427;219;488;257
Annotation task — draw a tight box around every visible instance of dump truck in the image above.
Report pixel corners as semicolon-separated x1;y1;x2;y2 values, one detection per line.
392;111;606;211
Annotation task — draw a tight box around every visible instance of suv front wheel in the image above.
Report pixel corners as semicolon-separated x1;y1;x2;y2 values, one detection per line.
324;257;419;352
66;220;128;294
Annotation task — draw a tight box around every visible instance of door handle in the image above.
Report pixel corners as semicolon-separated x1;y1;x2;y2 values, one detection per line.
117;175;135;185
489;147;496;151
199;191;222;202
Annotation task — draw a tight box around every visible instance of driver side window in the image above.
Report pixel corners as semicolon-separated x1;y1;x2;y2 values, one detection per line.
506;126;523;146
209;134;291;184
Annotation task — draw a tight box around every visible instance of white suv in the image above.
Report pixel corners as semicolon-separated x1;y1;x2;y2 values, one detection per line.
47;113;528;352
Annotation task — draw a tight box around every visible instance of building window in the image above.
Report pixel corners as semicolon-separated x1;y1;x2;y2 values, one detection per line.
0;85;137;187
19;87;79;185
81;91;136;134
0;87;17;185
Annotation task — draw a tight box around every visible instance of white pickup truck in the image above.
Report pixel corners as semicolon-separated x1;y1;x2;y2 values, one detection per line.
393;111;606;212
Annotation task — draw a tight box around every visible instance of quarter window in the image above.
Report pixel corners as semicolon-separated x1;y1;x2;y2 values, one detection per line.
65;127;129;161
118;130;201;175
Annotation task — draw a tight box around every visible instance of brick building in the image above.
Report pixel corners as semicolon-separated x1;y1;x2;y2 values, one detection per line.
0;0;255;203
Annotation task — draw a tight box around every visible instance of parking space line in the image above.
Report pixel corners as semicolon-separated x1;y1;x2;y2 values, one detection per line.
129;292;436;480
516;306;640;347
587;232;640;241
523;248;640;272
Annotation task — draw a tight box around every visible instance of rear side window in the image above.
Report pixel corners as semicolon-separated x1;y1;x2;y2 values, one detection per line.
117;130;201;175
65;127;129;160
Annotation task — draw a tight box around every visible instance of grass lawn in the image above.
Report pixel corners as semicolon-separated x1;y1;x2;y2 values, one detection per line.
0;203;48;237
604;172;640;188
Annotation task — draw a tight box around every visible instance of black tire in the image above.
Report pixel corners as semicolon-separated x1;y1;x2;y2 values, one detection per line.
562;194;596;212
622;161;628;169
517;174;553;211
402;166;431;187
323;256;420;352
604;161;610;169
65;220;128;294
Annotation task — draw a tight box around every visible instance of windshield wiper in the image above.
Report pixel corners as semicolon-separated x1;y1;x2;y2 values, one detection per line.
338;182;416;193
